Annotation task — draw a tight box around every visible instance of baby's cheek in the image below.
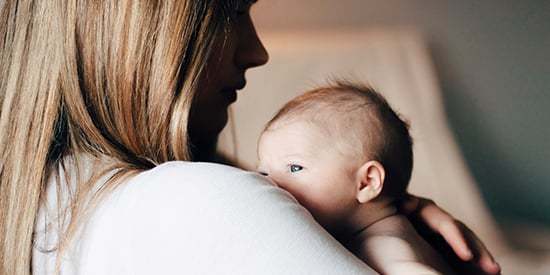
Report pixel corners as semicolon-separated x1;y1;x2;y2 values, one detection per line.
308;194;349;219
282;185;308;204
302;201;336;229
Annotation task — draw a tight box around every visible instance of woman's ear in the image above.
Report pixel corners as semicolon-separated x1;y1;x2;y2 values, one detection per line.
356;160;385;203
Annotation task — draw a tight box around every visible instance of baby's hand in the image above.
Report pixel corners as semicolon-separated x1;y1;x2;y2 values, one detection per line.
398;195;501;275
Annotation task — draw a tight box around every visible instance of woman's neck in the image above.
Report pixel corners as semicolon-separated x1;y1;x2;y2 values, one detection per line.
189;137;217;162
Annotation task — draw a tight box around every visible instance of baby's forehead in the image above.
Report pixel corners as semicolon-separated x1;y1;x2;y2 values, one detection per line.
265;118;319;135
259;121;326;155
268;117;358;149
266;116;327;134
261;120;331;150
276;108;360;133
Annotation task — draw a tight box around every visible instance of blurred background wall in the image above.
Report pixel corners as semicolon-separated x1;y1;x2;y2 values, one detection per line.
251;0;550;243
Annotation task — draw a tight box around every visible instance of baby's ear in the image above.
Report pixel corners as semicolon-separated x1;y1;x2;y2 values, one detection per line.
356;160;385;203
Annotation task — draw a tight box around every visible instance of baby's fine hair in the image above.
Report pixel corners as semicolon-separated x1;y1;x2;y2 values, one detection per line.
265;79;413;199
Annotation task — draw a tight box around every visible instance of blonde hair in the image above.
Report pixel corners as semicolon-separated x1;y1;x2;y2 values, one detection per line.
264;80;413;199
0;0;247;273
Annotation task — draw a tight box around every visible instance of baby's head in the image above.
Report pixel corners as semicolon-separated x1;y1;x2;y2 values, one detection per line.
257;80;413;231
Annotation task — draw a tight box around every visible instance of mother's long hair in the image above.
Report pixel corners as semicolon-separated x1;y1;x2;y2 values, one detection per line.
0;0;243;273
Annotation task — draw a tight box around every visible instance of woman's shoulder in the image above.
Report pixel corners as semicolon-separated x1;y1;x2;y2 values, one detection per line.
124;161;278;197
141;160;254;181
99;161;295;226
97;161;283;220
75;162;307;273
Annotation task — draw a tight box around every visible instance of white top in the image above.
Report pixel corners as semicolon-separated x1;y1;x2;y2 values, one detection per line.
33;159;374;274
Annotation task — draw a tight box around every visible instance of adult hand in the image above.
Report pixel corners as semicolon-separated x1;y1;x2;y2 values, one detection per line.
399;194;501;275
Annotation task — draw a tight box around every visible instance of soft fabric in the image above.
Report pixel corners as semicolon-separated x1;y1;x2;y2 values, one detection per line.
33;159;374;274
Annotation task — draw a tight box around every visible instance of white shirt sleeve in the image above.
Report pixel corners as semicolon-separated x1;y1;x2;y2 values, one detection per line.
62;161;375;275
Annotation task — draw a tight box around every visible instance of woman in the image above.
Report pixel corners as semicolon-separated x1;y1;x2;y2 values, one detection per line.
0;0;500;274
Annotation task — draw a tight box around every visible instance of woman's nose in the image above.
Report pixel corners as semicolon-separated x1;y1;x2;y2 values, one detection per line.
247;34;269;69
236;18;269;69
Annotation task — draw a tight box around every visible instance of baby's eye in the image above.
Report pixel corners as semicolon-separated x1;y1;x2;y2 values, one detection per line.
289;165;303;173
258;172;269;176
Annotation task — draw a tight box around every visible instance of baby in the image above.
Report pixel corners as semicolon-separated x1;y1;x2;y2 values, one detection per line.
256;80;453;274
